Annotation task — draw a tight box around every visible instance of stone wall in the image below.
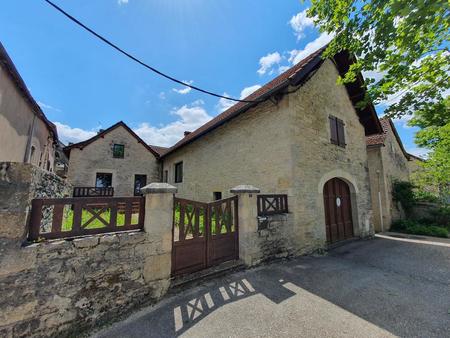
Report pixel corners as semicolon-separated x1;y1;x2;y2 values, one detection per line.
66;125;160;197
162;59;374;256
0;183;174;338
0;231;170;338
0;162;72;241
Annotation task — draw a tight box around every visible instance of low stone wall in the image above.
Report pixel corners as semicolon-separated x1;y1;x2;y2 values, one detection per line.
411;202;440;221
0;231;170;338
255;213;295;263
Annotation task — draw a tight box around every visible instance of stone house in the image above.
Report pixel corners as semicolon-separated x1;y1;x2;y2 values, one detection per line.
0;42;58;172
366;117;419;231
64;121;164;197
159;48;383;250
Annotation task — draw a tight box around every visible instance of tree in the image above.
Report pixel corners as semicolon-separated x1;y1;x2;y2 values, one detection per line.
308;0;449;120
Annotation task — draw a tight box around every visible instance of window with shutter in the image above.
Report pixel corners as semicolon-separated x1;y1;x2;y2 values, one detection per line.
336;118;346;147
329;115;346;148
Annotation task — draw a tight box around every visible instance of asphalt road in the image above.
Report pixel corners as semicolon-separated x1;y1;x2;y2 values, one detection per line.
93;237;450;338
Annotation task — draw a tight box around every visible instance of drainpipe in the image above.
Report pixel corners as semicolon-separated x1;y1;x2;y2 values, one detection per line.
376;170;384;232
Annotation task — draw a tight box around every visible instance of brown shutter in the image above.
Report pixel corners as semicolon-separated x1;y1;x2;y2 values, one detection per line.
337;118;346;147
329;116;338;144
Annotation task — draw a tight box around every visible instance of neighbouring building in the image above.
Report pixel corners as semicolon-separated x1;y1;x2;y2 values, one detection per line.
64;121;165;197
0;42;58;171
366;117;421;232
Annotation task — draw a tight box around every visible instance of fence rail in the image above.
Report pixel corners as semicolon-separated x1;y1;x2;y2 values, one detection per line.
257;194;288;216
73;187;114;198
28;196;144;241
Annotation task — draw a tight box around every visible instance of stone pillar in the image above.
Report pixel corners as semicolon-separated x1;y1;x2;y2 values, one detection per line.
140;183;177;285
230;185;260;266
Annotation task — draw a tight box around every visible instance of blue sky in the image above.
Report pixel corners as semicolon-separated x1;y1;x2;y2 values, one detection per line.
1;0;424;155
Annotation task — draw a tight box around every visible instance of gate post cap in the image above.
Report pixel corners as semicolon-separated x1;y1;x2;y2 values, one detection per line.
141;183;177;194
230;185;260;194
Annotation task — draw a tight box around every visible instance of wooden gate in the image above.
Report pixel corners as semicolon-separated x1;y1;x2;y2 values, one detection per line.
323;178;354;244
171;196;239;276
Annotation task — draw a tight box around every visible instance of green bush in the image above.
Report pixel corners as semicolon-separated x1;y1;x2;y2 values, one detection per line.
391;219;449;238
392;181;416;213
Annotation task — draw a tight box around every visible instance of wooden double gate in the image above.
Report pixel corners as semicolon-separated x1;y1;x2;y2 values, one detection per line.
172;196;239;276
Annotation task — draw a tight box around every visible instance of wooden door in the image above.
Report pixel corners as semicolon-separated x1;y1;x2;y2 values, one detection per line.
323;178;354;244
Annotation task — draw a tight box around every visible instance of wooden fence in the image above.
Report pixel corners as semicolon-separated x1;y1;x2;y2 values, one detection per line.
28;196;144;241
257;194;288;216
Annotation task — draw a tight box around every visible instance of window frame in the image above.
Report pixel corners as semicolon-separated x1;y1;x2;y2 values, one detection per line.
112;144;125;158
134;174;147;196
95;172;113;188
174;162;183;183
329;115;346;148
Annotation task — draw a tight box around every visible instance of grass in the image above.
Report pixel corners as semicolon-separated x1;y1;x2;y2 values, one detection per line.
60;207;139;231
391;219;449;238
173;205;234;238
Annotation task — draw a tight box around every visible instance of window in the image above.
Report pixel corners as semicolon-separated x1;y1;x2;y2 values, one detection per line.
329;115;346;147
134;175;147;196
213;192;222;200
174;162;183;183
113;144;125;158
163;170;168;183
96;173;112;188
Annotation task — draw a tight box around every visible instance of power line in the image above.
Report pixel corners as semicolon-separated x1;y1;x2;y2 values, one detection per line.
44;0;261;104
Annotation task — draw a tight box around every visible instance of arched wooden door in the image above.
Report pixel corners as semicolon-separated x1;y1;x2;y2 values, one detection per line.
323;178;354;244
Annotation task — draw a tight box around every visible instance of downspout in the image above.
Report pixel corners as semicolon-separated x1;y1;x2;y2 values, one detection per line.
24;114;37;163
376;170;384;232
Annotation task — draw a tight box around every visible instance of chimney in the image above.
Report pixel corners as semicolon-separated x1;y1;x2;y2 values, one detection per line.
97;129;105;134
184;131;191;137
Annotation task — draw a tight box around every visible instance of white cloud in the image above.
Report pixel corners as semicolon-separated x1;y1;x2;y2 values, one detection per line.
216;85;262;113
257;52;282;75
278;65;290;74
37;101;61;112
53;122;97;144
289;9;315;40
172;80;194;95
158;92;166;100
133;101;212;147
288;32;333;65
216;93;235;113
406;147;429;159
117;0;129;5
240;85;261;99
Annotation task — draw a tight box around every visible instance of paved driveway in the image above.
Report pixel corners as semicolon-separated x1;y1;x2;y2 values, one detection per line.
93;237;450;338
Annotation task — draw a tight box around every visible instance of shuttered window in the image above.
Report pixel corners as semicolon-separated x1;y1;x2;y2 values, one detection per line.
329;116;346;148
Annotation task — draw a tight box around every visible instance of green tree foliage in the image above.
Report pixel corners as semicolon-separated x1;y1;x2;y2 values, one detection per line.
308;0;449;119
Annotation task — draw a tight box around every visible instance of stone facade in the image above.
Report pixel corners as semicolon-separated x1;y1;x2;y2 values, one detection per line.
66;125;160;197
367;120;411;231
162;59;374;255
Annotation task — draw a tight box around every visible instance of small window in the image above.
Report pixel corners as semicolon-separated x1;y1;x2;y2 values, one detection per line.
174;162;183;183
134;175;147;196
96;173;112;188
163;170;168;183
213;192;222;200
329;115;346;148
113;144;125;158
